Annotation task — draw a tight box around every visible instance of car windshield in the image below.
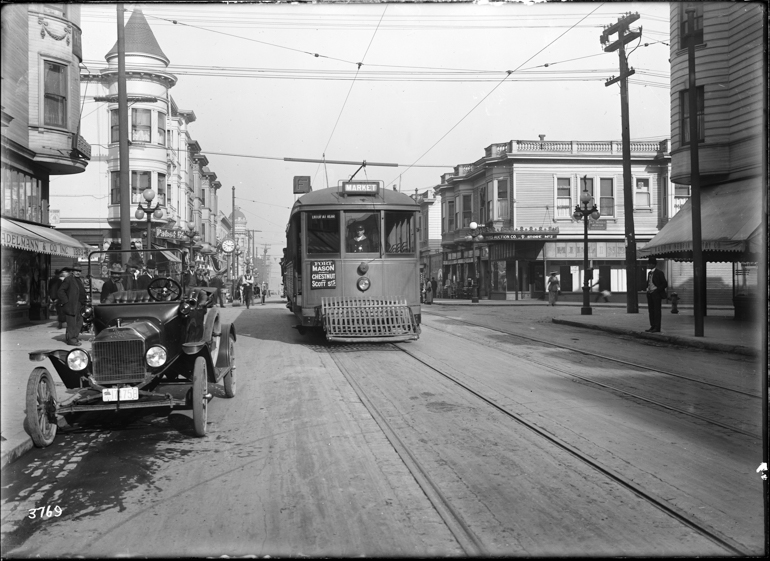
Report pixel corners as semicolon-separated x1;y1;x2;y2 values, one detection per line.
86;249;185;303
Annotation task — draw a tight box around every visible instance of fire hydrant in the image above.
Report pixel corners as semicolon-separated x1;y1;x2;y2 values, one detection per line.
668;292;680;314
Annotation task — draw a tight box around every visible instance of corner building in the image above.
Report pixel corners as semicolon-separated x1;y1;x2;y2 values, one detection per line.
438;137;671;301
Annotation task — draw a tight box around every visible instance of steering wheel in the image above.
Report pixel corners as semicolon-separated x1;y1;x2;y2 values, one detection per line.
147;278;182;301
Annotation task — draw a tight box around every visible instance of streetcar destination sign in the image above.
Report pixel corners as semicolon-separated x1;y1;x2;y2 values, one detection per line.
342;181;380;195
310;260;337;289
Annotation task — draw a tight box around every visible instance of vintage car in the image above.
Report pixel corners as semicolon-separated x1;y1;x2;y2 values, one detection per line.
26;249;236;446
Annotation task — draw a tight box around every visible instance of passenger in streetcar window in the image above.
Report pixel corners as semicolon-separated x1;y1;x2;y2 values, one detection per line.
348;224;374;253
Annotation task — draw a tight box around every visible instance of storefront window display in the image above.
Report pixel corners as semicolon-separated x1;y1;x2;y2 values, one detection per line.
2;248;48;313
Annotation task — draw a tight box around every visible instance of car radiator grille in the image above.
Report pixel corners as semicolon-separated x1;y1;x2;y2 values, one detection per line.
92;333;146;384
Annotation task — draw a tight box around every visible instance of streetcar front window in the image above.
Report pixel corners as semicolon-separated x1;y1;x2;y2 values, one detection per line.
307;211;340;254
385;211;415;254
346;212;380;254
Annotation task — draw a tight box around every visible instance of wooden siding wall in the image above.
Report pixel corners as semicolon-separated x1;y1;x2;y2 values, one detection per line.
514;172;553;228
1;5;30;148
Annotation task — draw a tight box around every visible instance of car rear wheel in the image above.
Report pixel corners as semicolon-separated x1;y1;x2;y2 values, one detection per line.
192;357;208;437
223;337;236;398
26;368;58;447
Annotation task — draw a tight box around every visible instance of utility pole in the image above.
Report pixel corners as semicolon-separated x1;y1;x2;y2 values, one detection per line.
117;4;131;264
231;186;236;280
262;245;271;283
601;12;641;314
685;8;705;336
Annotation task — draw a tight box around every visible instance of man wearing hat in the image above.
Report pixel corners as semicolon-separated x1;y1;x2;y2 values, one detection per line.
57;261;87;346
547;271;560;306
101;263;126;303
137;259;157;291
125;260;141;290
47;268;69;328
645;257;668;333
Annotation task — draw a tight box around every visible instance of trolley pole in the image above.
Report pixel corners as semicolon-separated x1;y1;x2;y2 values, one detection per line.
117;4;131;264
602;12;641;314
685;9;705;337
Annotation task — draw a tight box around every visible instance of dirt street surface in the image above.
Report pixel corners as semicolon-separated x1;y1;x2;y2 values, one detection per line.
1;302;764;557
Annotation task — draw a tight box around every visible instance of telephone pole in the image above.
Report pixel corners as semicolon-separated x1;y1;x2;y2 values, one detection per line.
117;4;131;262
601;12;641;314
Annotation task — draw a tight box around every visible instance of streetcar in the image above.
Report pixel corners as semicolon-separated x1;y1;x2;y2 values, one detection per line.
283;180;421;342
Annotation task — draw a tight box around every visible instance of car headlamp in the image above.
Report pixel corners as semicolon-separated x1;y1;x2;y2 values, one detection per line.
81;305;94;321
146;346;167;368
357;277;371;292
67;349;89;371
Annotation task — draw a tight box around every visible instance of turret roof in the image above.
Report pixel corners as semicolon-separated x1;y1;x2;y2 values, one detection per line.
105;7;169;65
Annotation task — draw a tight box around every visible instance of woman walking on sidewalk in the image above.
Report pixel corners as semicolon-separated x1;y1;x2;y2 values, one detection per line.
547;271;560;306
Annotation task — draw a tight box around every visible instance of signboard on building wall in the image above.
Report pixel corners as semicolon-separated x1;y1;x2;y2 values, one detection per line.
310;260;336;289
545;241;627;259
154;227;186;241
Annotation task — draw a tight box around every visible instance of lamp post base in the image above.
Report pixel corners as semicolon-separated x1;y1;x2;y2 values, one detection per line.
581;306;593;315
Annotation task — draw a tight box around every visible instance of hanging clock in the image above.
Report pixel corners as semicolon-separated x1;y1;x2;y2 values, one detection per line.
221;238;236;254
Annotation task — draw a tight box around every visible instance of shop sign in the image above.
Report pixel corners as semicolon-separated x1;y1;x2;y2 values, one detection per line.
310;260;336;289
483;226;559;241
0;231;88;257
154;227;186;241
588;221;607;230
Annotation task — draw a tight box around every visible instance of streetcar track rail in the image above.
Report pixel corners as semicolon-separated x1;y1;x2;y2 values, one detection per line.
388;342;749;556
420;321;760;440
424;312;760;400
327;350;487;556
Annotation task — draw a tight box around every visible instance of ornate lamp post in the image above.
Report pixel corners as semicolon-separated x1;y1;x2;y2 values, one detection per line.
464;221;484;304
573;189;601;315
183;223;201;270
135;189;163;262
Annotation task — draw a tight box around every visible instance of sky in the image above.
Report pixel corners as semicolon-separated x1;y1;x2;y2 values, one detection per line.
78;1;671;256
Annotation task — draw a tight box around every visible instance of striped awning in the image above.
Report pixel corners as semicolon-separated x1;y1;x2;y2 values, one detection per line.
1;218;91;258
638;178;763;262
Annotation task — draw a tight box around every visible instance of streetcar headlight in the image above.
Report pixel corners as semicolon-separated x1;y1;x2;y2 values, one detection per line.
357;277;371;292
67;349;89;371
146;346;167;367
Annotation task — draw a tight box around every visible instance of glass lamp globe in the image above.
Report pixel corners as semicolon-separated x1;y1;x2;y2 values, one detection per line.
135;208;145;220
143;189;156;203
153;208;164;219
469;221;478;230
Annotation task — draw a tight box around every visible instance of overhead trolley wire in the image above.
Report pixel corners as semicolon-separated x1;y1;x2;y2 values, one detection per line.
386;2;608;189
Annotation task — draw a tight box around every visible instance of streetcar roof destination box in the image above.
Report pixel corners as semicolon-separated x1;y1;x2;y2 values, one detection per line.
341;181;381;196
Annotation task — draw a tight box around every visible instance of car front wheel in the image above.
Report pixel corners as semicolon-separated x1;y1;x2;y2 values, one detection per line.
192;357;208;437
26;367;58;447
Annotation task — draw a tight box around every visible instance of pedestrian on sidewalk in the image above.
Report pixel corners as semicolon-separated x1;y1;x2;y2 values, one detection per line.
57;261;87;346
100;263;126;303
430;277;438;301
47;268;68;328
209;273;225;307
547;271;560;306
645;257;668;333
261;281;268;305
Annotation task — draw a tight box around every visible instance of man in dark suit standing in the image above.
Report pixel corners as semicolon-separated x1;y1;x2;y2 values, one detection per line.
57;261;87;346
100;263;126;303
208;273;225;307
645;257;668;333
137;259;157;291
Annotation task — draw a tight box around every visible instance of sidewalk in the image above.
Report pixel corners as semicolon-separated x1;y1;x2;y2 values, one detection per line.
432;298;763;357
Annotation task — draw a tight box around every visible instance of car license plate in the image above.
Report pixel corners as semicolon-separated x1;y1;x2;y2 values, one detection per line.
102;387;139;402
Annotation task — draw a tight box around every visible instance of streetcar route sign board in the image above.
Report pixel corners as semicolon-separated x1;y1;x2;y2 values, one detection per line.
342;181;380;195
311;260;336;289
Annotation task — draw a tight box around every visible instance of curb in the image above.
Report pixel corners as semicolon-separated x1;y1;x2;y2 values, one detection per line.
552;318;757;357
0;438;34;471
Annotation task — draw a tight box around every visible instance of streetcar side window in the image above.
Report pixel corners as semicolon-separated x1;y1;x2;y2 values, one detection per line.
307;211;340;254
384;211;415;254
345;212;380;254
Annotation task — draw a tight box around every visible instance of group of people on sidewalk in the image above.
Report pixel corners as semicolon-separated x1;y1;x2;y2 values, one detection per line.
423;276;438;304
545;257;669;332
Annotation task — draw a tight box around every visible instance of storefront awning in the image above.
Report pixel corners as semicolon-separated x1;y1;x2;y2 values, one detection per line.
638;178;763;262
152;245;182;263
1;217;91;258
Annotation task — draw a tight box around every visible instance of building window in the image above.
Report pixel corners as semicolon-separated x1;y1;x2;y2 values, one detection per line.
110;171;120;204
635;178;651;208
462;194;472;227
43;61;67;128
479;187;487;224
599;178;615;217
556;177;572;218
580;176;594;198
110;110;119;143
157;173;166;206
158;112;166;146
674;183;690;215
2;167;42;222
132;109;151;142
679;2;704;48
447;200;455;232
680;87;705;145
131;171;151;203
496;179;509;220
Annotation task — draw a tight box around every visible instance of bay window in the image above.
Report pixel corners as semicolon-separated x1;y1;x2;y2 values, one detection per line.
131;171;151;203
43;61;67;127
132;108;151;142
